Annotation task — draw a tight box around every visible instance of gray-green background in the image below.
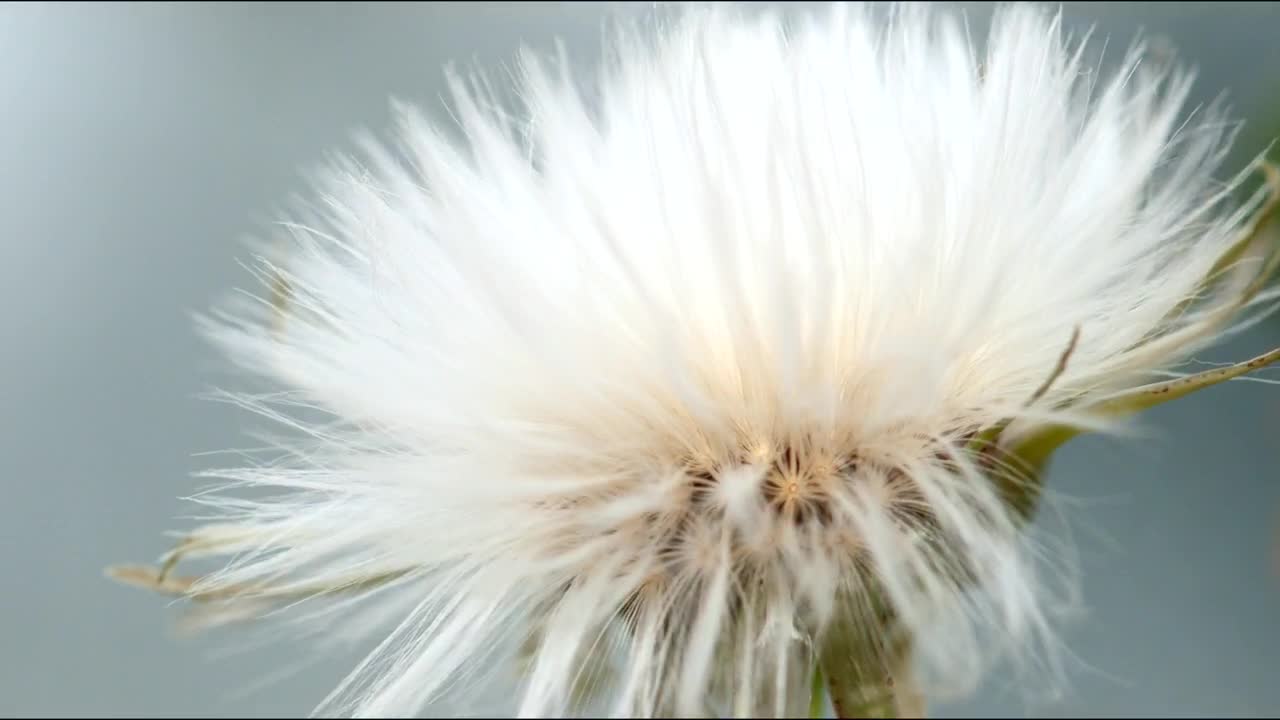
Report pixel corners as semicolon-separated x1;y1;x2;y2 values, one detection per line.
3;2;1279;717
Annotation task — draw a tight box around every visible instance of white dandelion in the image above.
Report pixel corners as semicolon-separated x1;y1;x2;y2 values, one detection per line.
110;3;1280;718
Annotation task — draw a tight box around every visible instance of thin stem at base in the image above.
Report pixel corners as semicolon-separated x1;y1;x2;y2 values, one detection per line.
809;664;827;718
819;624;923;719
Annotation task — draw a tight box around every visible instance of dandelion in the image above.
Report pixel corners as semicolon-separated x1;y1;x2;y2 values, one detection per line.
110;3;1280;718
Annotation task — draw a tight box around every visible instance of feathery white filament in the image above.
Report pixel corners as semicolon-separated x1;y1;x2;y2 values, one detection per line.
178;3;1267;717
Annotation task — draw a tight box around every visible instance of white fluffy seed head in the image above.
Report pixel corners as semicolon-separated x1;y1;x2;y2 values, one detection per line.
161;3;1270;717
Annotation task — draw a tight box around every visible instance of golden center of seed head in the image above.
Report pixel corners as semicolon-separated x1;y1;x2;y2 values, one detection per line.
675;437;856;527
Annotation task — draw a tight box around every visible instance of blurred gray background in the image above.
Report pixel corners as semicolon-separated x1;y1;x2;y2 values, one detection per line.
3;2;1279;717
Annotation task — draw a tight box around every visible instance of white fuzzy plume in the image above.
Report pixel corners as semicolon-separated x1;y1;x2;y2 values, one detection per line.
154;3;1270;717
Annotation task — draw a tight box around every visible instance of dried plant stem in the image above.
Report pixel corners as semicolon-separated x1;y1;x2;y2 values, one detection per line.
104;563;409;604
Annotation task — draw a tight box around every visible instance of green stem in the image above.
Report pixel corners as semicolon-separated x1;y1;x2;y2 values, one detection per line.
818;612;920;719
809;664;827;718
825;664;898;719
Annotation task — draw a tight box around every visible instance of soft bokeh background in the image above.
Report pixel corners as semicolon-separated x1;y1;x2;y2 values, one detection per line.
3;2;1279;717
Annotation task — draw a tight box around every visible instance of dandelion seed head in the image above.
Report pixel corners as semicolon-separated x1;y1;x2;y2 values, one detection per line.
121;3;1279;717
